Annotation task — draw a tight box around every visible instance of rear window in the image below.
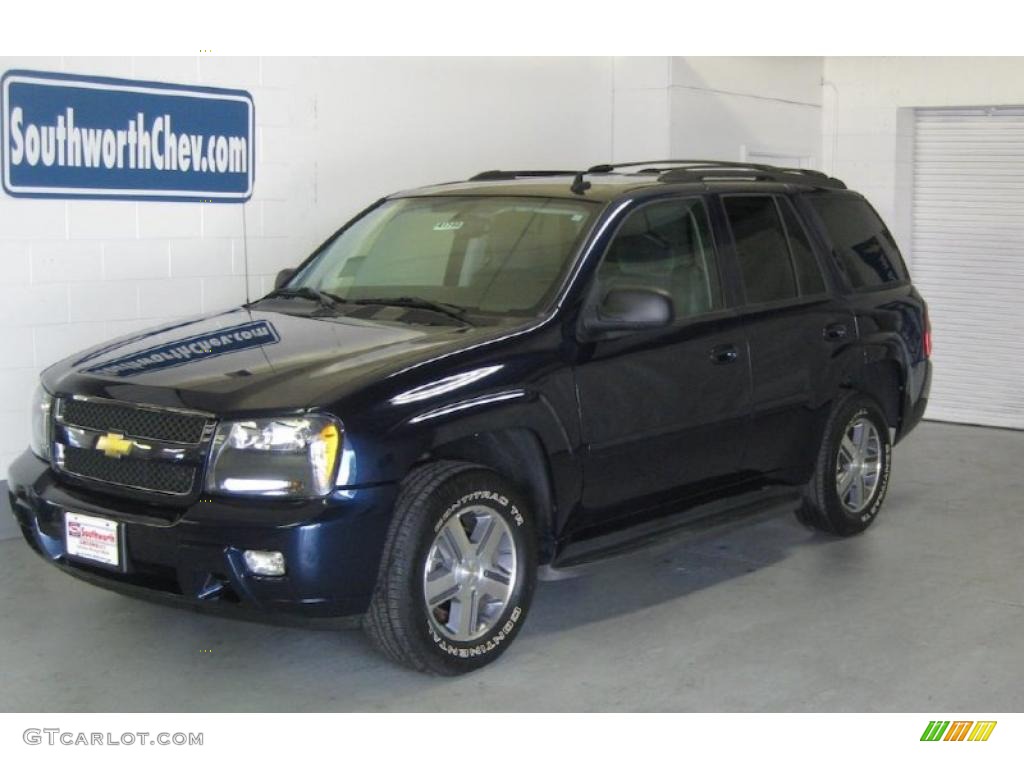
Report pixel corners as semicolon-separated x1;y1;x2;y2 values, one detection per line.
806;194;908;289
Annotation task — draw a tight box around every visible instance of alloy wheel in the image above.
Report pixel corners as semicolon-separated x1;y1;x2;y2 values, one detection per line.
835;416;882;515
422;505;517;642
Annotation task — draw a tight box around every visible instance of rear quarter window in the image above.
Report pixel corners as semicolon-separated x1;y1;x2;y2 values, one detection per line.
805;194;908;289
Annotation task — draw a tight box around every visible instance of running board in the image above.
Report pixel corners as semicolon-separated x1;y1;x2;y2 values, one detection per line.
541;487;801;580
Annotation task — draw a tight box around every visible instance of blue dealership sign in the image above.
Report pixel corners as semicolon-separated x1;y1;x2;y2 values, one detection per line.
1;70;254;202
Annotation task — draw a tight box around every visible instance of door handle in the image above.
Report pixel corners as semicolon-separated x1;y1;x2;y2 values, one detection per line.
710;344;739;365
823;323;849;341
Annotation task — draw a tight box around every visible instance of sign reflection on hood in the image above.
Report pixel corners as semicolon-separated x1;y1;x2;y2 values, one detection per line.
83;320;280;378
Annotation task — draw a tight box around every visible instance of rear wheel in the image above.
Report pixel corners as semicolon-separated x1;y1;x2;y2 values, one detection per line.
364;461;536;674
796;392;892;536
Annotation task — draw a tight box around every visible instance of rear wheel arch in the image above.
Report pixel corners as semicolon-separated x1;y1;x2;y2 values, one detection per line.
844;358;904;430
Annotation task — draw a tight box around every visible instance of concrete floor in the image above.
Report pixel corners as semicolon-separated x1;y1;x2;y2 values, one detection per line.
1;421;1022;711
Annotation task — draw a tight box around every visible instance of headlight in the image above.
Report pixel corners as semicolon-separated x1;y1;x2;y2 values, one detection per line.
206;415;342;497
30;383;54;461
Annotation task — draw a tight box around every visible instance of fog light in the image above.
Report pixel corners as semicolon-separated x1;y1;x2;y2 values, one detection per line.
243;550;286;576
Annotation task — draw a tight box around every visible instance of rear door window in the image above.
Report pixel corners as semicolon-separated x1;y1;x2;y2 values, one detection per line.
806;194;908;289
723;196;798;304
778;198;826;295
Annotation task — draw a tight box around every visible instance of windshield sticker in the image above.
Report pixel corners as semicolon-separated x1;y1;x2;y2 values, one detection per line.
433;221;464;231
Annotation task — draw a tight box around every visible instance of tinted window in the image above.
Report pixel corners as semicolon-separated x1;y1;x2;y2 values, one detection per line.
724;196;797;304
807;194;908;289
779;198;826;295
596;198;722;320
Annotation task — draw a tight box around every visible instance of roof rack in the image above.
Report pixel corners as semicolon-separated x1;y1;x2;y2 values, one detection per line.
588;159;795;173
587;160;703;173
469;169;579;181
466;161;846;192
468;168;592;195
660;167;846;189
587;159;846;189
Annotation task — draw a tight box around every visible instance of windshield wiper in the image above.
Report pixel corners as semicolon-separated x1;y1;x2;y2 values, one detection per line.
262;286;347;311
352;296;473;325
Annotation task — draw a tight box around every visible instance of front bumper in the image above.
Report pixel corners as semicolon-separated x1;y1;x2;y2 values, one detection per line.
6;450;397;619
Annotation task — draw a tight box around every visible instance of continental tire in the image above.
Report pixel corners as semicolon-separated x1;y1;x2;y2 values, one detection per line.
364;461;537;674
796;391;892;537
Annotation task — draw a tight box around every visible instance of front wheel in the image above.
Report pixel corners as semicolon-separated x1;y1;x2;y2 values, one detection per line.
796;392;893;536
364;461;537;674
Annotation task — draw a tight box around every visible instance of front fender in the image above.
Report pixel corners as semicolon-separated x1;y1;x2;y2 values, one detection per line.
372;385;576;484
335;383;580;560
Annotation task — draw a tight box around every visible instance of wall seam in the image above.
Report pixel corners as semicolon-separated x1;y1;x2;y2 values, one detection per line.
669;83;821;109
609;57;616;160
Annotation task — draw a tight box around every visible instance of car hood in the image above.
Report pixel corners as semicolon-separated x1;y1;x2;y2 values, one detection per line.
43;307;517;414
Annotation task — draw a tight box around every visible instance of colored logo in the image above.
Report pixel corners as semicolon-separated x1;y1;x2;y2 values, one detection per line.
2;70;254;202
96;432;133;459
921;720;997;742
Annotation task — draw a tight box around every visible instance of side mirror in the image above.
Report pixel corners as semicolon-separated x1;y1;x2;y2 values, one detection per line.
274;268;296;290
582;287;674;337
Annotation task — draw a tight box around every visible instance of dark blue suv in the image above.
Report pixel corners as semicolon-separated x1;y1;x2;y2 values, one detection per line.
8;160;931;674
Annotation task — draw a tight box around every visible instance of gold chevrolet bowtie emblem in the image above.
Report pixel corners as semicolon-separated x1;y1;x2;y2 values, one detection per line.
96;432;133;459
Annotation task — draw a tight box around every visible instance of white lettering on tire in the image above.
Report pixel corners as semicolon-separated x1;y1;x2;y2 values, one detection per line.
849;408;892;524
427;606;523;657
425;483;527;660
434;490;524;533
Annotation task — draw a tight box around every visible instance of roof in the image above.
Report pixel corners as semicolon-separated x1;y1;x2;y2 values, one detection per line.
395;160;848;204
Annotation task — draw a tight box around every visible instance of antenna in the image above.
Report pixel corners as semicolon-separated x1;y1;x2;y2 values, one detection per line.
241;202;251;303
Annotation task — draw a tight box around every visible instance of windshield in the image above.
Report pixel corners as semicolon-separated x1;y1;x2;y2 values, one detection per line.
287;196;599;317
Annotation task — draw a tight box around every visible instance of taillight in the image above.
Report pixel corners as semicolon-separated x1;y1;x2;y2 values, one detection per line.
923;309;932;359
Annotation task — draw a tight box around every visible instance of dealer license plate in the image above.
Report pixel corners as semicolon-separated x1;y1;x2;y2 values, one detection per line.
64;511;121;568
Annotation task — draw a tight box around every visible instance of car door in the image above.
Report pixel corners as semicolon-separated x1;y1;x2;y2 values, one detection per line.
719;193;856;477
573;196;753;529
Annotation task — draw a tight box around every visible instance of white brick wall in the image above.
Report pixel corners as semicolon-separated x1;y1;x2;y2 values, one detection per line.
611;57;824;168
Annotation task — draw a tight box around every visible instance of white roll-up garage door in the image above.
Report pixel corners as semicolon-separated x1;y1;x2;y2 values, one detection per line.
912;107;1024;429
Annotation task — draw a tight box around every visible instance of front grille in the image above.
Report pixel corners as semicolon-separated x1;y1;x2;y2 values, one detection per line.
62;446;195;495
60;398;209;444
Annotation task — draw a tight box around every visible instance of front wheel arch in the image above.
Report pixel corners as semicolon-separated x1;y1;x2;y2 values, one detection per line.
425;428;558;564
